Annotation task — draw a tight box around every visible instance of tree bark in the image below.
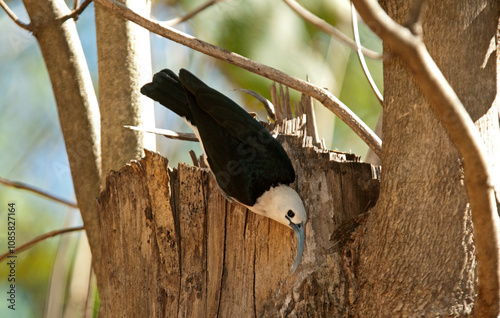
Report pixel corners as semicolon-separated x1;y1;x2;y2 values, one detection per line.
22;0;103;278
96;128;380;317
356;1;500;316
95;0;155;182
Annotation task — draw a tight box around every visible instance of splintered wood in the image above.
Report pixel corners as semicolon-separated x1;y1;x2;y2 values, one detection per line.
270;82;322;149
97;133;380;317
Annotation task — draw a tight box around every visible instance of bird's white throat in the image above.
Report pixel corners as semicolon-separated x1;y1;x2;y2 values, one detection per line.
245;184;305;226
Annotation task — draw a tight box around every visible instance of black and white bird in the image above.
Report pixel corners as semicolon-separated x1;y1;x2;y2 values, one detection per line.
141;69;307;273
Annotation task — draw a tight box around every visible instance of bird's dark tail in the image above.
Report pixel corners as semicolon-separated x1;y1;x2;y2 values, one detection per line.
178;68;210;95
141;69;194;123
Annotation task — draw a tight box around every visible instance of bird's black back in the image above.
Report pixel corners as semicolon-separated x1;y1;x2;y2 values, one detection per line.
141;68;295;206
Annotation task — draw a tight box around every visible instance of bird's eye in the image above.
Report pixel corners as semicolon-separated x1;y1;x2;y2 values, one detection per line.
287;210;295;218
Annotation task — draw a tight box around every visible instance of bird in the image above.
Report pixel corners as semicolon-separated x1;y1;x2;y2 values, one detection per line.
141;69;307;273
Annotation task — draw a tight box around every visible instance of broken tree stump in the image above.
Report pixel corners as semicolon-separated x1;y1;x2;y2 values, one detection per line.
96;130;380;317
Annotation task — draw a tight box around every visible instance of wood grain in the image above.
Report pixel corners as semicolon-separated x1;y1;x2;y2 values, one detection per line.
97;130;380;316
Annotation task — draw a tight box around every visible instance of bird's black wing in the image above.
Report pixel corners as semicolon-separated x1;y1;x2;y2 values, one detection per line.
179;69;295;205
140;69;194;124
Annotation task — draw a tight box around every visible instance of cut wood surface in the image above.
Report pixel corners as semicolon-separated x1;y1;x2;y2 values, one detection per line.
96;127;380;317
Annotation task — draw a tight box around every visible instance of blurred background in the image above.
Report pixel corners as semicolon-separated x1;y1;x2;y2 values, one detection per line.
0;0;381;316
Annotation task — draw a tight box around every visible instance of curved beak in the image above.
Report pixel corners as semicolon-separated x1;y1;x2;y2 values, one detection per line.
289;221;305;274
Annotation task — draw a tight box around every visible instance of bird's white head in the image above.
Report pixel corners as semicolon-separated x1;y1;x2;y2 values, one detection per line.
248;184;307;273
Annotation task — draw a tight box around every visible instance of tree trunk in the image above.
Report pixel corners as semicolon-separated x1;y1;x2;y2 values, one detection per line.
96;119;380;317
22;0;103;277
95;0;155;181
356;1;500;316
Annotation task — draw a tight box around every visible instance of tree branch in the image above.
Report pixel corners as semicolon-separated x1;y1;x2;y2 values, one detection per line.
352;0;500;316
282;0;382;60
239;88;276;121
0;0;32;31
124;125;198;142
92;0;382;158
0;226;84;263
0;176;78;208
351;3;383;105
58;0;93;22
23;0;102;281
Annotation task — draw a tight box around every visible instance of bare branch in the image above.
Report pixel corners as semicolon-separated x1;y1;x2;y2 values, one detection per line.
125;125;198;142
351;3;383;105
163;0;220;27
282;0;382;60
0;226;84;263
239;88;276;121
352;0;499;316
93;0;382;157
73;0;79;10
23;0;102;277
58;0;93;22
0;176;78;209
0;0;32;31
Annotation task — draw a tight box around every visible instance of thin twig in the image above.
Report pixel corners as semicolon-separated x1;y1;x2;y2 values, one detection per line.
0;0;32;31
239;89;276;121
0;226;84;263
58;0;93;22
163;0;219;27
282;0;382;60
124;125;198;142
351;3;383;105
93;0;382;157
352;0;499;316
73;0;80;11
0;177;78;209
